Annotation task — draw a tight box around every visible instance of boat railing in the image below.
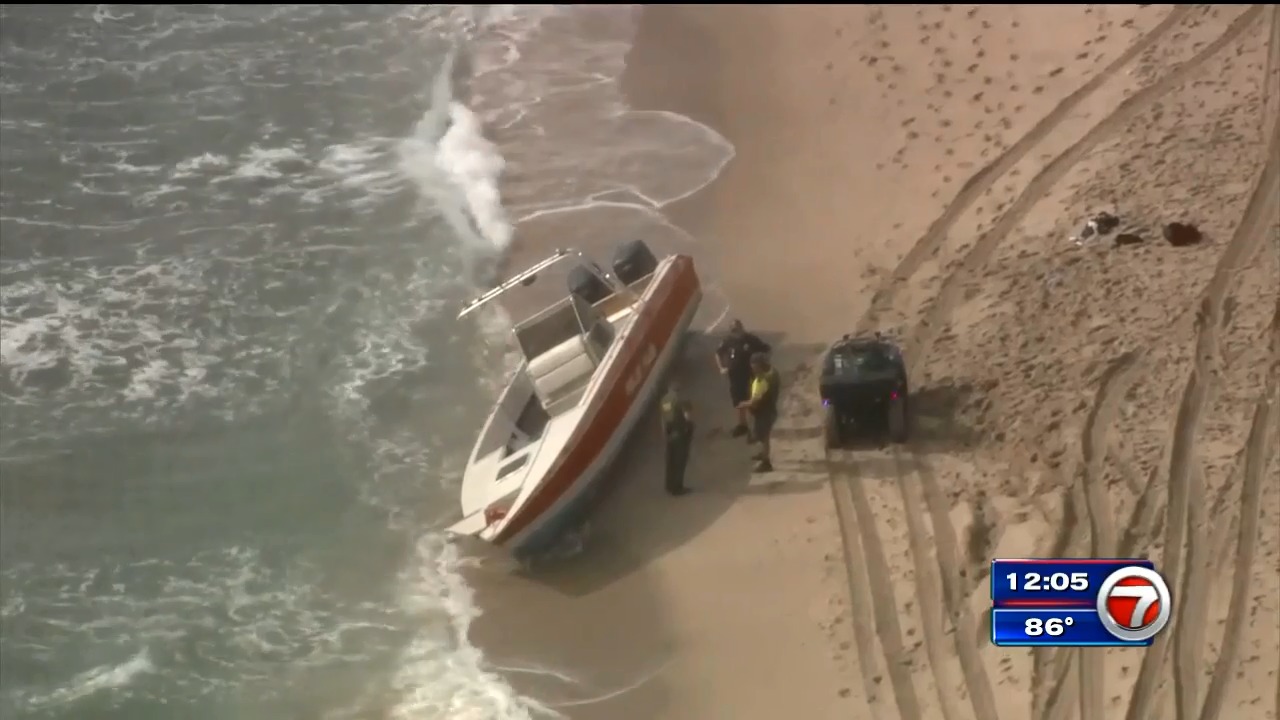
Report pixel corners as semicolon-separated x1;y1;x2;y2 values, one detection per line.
460;247;643;322
458;248;576;320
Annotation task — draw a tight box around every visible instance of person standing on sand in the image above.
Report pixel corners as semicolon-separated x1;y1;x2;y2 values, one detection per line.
739;353;780;473
715;319;771;439
660;380;695;496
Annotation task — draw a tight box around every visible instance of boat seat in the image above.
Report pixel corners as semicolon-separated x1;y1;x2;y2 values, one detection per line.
527;335;596;406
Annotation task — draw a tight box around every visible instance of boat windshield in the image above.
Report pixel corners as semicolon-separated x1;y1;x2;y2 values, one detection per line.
515;298;582;361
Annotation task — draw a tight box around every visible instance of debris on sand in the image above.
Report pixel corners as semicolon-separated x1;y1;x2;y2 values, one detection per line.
1113;232;1144;247
1071;211;1122;245
1091;212;1121;233
1162;221;1204;247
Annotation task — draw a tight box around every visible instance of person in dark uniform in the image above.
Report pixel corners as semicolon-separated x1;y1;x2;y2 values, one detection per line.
714;320;771;438
660;380;694;495
738;352;780;473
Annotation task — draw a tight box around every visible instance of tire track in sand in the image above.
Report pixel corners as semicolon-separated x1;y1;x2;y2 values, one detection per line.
854;4;1193;333
1174;457;1212;720
1075;352;1143;720
1126;77;1280;720
1261;5;1280;139
1031;486;1079;720
824;448;898;720
904;5;1267;363
1120;312;1218;720
1197;292;1278;720
911;10;1264;704
819;8;1245;719
1035;483;1091;720
1079;352;1142;556
886;448;969;720
1118;462;1165;558
897;449;1002;720
884;9;1268;720
773;386;891;716
827;451;921;720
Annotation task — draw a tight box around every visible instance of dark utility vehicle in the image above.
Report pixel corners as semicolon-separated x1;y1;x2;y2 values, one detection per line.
818;332;910;448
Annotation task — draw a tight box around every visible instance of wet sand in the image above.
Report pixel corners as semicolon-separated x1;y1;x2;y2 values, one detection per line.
472;5;1280;719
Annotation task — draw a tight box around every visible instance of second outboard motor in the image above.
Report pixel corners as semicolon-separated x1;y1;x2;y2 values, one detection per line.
567;264;611;304
611;239;658;287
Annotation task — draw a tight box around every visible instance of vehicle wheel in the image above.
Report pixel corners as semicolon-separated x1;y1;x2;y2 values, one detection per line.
823;404;843;450
888;395;909;443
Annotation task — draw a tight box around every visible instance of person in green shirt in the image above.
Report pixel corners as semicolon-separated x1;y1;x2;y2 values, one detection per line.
660;380;695;496
738;353;780;472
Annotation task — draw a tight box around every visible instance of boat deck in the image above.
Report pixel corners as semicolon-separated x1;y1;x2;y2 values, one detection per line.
460;271;656;520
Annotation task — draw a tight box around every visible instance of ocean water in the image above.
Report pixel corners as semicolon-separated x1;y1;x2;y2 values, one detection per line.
0;5;731;720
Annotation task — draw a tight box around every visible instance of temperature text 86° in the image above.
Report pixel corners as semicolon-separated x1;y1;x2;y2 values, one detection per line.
1025;617;1075;637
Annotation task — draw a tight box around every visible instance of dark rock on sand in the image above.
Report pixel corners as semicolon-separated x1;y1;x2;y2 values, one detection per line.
1163;222;1203;247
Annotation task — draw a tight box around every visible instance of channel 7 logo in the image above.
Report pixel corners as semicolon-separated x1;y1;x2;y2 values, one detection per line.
1096;566;1172;642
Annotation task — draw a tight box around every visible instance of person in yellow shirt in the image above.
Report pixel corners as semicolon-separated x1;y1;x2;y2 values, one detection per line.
737;353;780;472
715;320;771;438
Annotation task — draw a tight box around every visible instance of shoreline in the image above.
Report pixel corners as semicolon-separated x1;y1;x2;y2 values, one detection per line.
468;6;858;719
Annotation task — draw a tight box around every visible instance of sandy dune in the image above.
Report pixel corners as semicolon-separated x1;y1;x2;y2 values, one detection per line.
472;5;1280;720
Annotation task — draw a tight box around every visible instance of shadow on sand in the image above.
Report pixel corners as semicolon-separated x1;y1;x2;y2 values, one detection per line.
491;335;989;593
459;333;988;588
770;380;984;442
460;326;815;719
506;330;826;593
772;380;985;483
459;328;988;716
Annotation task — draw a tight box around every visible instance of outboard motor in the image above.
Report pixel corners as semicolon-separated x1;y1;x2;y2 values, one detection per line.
567;264;611;304
611;239;658;287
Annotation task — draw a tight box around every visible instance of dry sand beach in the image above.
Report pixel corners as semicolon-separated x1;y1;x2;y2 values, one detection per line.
471;4;1279;720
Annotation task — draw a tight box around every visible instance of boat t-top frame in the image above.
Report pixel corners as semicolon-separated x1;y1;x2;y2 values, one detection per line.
457;248;640;320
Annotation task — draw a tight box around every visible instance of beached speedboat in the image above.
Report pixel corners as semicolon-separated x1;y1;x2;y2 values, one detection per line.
446;241;702;559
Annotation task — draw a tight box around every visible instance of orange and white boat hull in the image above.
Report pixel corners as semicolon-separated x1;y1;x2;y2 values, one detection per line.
491;255;701;559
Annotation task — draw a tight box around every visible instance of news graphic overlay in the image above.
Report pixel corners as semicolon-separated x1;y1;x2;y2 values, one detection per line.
990;559;1172;647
